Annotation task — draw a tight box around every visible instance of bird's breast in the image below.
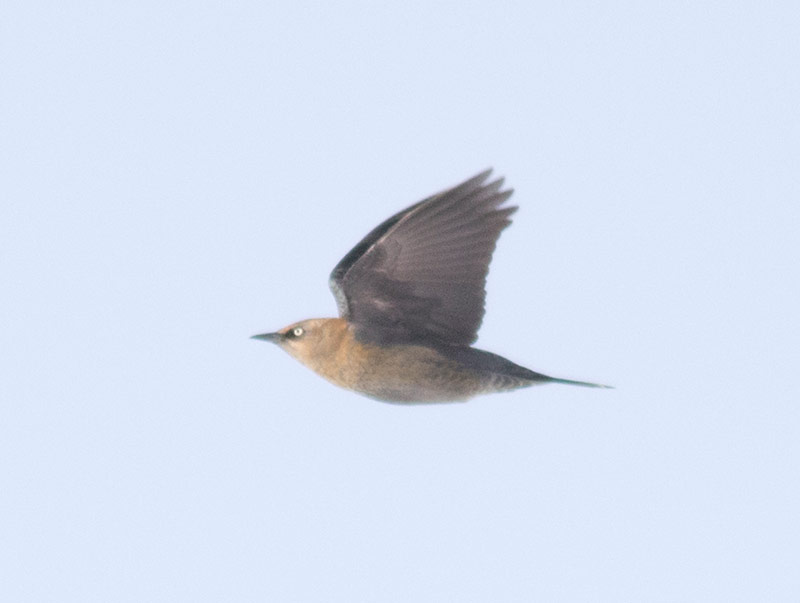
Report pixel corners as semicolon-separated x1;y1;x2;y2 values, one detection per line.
309;329;483;402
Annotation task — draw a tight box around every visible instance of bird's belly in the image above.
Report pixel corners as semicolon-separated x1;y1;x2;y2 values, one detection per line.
342;344;486;403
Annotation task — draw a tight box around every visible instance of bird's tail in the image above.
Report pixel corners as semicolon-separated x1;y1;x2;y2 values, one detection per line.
433;344;613;390
546;376;613;389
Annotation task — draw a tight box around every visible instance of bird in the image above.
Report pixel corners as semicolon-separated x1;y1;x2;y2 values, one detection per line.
252;169;609;403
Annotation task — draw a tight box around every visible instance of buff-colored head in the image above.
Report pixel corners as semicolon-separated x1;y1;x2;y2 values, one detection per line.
251;318;347;368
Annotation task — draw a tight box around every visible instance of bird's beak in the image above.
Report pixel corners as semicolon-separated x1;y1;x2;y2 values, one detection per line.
251;332;281;343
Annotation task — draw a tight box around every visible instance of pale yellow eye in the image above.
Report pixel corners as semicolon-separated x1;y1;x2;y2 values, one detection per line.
292;327;304;337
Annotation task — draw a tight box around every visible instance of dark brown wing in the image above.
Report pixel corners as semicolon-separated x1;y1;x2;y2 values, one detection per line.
329;170;516;345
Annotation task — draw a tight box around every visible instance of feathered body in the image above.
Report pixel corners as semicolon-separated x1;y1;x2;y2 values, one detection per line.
254;170;608;402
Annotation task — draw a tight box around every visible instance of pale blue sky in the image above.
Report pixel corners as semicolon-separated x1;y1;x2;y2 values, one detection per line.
2;2;798;601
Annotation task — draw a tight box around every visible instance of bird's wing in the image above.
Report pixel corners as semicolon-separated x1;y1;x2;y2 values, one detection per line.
329;170;516;345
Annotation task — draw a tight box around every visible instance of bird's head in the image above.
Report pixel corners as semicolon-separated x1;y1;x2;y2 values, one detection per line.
251;318;345;366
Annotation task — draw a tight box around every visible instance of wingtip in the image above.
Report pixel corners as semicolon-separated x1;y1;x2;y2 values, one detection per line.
463;168;495;189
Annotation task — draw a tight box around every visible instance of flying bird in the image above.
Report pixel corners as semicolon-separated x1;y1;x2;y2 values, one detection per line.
253;170;609;402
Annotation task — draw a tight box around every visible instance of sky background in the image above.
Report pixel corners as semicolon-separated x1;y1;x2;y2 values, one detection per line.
2;2;798;601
